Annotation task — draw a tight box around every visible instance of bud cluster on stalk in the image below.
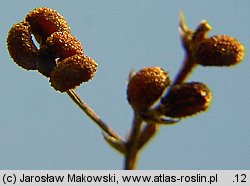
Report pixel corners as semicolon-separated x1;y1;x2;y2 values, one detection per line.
6;8;245;124
126;16;245;121
6;8;247;168
7;7;97;92
127;67;212;119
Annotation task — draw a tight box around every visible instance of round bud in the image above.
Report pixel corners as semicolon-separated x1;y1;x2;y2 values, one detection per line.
50;55;98;92
194;35;244;66
25;7;70;44
40;31;83;60
127;67;170;112
161;82;212;118
7;20;38;70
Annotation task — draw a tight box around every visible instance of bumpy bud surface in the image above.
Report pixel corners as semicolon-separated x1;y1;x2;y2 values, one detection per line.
7;20;38;70
50;55;98;92
161;82;212;118
194;35;244;66
40;31;83;60
25;7;70;44
127;67;170;112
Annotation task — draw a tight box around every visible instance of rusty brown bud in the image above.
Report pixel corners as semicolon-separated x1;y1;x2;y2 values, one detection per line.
50;55;98;92
7;20;38;70
161;82;212;118
40;31;83;60
127;67;170;112
25;7;70;44
37;31;83;77
194;35;244;66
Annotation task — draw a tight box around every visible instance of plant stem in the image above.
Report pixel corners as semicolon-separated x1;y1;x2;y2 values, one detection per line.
124;113;143;170
66;89;122;141
123;54;195;169
137;123;159;150
172;55;196;86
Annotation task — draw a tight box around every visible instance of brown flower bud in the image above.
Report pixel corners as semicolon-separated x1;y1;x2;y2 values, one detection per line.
7;20;38;70
40;31;83;60
161;82;212;118
194;35;244;66
127;67;170;112
25;7;70;44
50;55;98;92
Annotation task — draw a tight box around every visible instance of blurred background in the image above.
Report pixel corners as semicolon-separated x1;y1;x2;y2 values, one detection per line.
0;0;249;169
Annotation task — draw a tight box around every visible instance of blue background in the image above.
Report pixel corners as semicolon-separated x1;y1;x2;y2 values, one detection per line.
0;0;249;169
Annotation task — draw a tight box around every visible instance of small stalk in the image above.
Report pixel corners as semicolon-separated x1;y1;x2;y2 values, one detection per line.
66;89;122;141
124;113;143;170
172;55;196;86
137;123;159;150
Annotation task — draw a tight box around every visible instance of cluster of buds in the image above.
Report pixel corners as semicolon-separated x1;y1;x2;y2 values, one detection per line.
7;7;97;92
127;67;212;119
127;15;244;121
6;8;246;169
